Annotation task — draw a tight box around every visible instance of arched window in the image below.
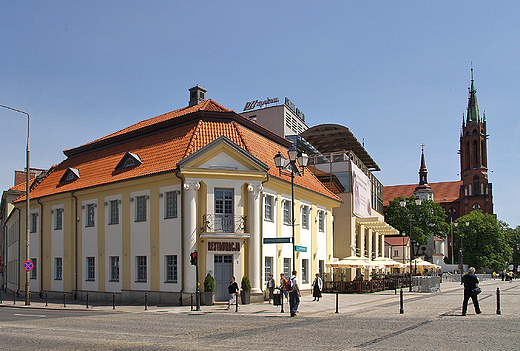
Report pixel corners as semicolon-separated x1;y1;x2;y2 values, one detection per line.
468;184;472;196
473;176;479;196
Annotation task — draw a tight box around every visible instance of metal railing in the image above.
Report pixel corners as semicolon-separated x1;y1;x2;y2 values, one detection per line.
203;214;247;234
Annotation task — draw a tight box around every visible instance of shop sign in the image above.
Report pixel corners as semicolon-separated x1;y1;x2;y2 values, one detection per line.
207;241;241;252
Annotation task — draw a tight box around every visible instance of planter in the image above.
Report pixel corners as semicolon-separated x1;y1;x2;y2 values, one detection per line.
202;291;214;306
240;290;250;305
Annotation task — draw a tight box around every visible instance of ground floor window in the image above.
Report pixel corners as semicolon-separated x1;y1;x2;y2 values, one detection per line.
165;255;178;283
86;257;95;281
30;258;37;279
110;256;119;282
302;259;309;283
136;256;147;282
264;256;273;282
55;258;62;280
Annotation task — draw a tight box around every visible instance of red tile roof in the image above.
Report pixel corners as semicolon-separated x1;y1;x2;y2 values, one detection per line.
16;100;342;204
383;180;462;207
385;236;409;246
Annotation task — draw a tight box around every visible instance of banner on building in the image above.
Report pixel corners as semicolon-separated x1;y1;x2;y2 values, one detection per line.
352;162;372;218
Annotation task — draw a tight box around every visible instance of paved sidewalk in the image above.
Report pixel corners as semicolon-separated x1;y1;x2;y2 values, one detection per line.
1;278;516;316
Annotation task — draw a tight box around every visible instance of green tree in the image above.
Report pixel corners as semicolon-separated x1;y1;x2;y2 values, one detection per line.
384;196;448;246
505;225;520;271
454;211;512;271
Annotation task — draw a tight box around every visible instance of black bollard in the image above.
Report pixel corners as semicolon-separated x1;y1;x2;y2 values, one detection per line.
144;292;148;311
400;289;404;314
335;292;339;314
496;287;501;315
235;292;238;312
63;293;66;307
280;290;284;313
13;292;16;305
45;292;48;307
113;292;116;310
0;289;2;303
86;292;89;309
191;293;193;311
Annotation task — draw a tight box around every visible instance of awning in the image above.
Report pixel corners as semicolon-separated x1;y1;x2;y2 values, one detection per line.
356;217;400;236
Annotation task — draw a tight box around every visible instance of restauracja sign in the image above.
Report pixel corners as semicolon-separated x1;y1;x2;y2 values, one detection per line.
243;97;279;111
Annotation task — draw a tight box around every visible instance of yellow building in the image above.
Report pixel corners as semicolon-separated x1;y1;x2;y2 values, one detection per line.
5;87;341;303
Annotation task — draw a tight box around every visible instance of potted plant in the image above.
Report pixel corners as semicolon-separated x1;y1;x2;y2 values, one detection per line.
240;276;251;305
203;273;215;306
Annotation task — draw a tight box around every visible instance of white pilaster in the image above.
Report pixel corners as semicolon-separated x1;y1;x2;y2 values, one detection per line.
184;181;200;293
248;183;263;293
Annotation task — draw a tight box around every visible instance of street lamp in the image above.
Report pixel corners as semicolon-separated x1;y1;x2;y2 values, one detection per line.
455;220;470;276
1;104;30;305
400;197;421;292
274;145;308;272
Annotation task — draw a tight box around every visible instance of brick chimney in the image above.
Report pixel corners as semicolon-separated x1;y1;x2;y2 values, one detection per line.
188;85;207;107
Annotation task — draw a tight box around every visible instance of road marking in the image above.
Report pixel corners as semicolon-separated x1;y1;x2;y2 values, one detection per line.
14;313;46;317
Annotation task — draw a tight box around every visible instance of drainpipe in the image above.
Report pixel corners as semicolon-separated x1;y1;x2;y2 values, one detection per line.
70;191;78;299
16;207;21;296
37;198;43;297
174;169;185;294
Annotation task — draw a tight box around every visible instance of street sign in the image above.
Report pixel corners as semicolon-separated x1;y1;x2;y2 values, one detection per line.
263;238;292;244
23;260;34;271
294;245;307;252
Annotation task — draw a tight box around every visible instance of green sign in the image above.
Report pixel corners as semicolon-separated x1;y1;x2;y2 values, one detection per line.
294;245;307;252
263;238;292;244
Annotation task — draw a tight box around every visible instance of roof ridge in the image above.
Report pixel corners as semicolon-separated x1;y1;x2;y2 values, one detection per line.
231;122;250;154
184;119;204;158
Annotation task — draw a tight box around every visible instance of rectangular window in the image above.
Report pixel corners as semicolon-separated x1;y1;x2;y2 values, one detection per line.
283;258;291;278
264;256;273;282
301;206;309;229
55;257;62;280
86;257;95;281
109;200;119;225
394;250;399;258
283;200;291;225
215;189;234;232
86;204;95;227
165;191;177;219
136;256;147;282
165;255;177;283
30;258;37;279
302;259;309;283
110;256;119;281
264;195;273;221
136;196;147;222
318;211;324;232
30;213;38;233
319;260;325;278
55;209;63;230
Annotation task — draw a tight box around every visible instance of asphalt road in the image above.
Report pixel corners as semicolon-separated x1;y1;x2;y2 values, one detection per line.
0;306;120;322
0;281;519;350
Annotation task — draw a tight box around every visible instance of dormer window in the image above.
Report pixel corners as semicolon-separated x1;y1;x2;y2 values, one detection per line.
115;152;142;170
59;168;80;183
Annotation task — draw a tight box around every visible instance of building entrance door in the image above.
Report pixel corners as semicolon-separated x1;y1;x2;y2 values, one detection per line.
214;255;233;301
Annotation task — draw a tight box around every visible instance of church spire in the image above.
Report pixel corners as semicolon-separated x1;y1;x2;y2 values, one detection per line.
419;143;428;185
466;66;480;123
414;144;433;201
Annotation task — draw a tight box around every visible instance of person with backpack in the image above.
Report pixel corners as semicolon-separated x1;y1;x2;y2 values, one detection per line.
279;273;289;301
289;270;300;317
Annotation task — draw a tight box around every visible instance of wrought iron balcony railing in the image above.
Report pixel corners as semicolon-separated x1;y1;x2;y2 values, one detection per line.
203;214;247;234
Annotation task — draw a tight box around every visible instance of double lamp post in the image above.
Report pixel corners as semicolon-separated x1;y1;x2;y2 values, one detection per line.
273;145;308;272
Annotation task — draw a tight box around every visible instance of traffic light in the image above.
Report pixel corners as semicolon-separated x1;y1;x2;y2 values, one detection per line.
190;251;198;266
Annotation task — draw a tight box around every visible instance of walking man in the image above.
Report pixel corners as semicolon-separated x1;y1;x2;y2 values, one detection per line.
289;270;300;317
461;267;481;316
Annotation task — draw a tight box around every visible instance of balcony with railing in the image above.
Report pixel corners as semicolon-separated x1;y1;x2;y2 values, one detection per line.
202;214;248;236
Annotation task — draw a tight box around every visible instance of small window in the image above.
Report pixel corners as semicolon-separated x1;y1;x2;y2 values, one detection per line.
283;258;291;278
165;255;177;283
55;209;63;230
394;250;399;258
86;257;95;281
283;200;291;225
55;258;63;280
116;152;142;170
264;195;273;221
302;259;309;283
265;256;273;282
301;206;309;229
86;204;95;227
110;256;119;281
30;213;38;233
165;192;177;219
136;256;147;282
30;258;37;279
59;167;80;183
318;211;324;232
136;196;147;222
109;200;119;225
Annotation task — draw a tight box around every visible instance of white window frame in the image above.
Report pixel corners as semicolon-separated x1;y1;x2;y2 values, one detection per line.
264;195;273;221
165;255;177;283
110;256;119;282
283;200;291;225
136;256;147;282
136;196;147;222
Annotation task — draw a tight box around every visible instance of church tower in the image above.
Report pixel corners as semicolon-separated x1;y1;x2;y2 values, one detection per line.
414;144;434;201
459;68;493;215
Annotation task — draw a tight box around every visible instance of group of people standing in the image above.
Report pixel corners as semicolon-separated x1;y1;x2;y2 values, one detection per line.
266;271;323;317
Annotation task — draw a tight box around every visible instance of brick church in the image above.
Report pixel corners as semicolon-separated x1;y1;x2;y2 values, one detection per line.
383;69;494;263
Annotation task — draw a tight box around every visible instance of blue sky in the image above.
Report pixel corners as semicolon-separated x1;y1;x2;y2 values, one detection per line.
1;1;519;227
